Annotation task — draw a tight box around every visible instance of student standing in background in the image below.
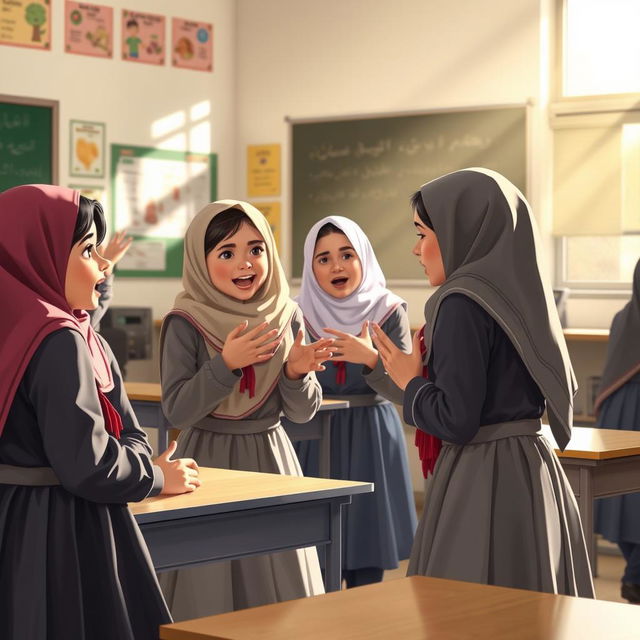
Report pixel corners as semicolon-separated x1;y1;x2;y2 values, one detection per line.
594;257;640;604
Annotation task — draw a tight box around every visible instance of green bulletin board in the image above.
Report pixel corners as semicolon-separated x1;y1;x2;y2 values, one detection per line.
111;144;217;278
0;95;59;191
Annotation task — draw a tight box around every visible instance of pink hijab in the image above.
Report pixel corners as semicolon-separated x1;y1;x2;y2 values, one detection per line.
0;184;114;436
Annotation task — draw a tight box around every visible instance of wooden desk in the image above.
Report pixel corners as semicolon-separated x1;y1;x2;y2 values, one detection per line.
159;575;640;639
124;382;349;477
130;467;372;593
543;425;640;572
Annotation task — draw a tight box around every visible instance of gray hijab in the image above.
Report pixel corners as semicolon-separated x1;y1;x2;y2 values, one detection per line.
594;258;640;414
418;168;576;450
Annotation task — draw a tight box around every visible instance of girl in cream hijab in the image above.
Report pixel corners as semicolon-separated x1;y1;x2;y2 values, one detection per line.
158;200;332;620
372;169;594;596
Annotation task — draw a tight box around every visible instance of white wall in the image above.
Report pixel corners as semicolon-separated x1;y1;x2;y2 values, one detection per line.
0;0;237;319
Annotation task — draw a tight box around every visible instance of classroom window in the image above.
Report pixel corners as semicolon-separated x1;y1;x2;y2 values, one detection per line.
562;0;640;97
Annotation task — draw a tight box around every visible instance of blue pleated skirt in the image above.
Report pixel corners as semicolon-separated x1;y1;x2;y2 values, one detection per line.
295;401;417;570
595;376;640;544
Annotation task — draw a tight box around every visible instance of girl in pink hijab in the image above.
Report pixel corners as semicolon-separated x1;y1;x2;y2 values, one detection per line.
0;184;199;640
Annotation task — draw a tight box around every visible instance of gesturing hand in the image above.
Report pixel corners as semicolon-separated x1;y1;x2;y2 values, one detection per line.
101;229;133;275
284;329;334;379
371;323;423;391
221;321;281;370
324;321;378;369
156;440;201;495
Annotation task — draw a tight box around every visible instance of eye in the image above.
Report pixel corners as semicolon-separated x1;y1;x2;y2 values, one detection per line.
317;256;328;265
250;245;264;256
82;244;94;258
341;252;353;260
416;233;425;239
219;250;233;260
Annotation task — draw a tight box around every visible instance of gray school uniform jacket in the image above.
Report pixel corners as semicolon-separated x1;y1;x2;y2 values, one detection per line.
0;328;170;640
158;308;325;621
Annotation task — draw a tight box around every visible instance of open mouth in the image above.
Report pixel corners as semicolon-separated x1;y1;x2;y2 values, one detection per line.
94;279;105;292
331;277;349;288
232;274;256;289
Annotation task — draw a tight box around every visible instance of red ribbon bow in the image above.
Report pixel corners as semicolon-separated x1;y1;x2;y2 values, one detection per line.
97;388;123;440
333;361;347;386
414;326;442;478
239;365;256;398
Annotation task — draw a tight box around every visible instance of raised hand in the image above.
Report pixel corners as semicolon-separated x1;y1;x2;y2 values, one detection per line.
100;229;133;275
156;440;201;494
324;321;378;369
221;321;281;370
284;329;334;379
371;323;423;390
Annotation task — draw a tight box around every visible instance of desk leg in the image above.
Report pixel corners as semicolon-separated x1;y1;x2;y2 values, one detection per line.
577;468;598;578
319;413;332;479
324;500;343;592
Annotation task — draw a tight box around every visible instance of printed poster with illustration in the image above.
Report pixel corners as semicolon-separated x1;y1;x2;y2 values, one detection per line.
65;1;113;58
0;0;50;50
111;144;217;277
70;120;104;177
122;9;164;65
250;201;281;254
172;17;212;72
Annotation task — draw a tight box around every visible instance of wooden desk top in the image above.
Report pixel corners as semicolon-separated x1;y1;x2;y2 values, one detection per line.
129;467;372;523
124;382;349;410
159;575;640;640
543;425;640;461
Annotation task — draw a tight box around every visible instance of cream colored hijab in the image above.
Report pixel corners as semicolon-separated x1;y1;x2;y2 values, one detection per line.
162;200;298;419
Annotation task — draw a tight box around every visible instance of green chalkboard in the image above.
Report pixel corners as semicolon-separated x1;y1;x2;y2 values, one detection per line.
291;105;527;279
0;95;58;192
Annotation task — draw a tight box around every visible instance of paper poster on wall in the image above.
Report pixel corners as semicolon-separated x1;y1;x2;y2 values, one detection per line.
70;120;105;178
69;183;106;207
250;201;281;253
0;0;50;50
247;144;281;197
65;1;113;58
122;9;165;65
171;17;212;72
111;144;217;277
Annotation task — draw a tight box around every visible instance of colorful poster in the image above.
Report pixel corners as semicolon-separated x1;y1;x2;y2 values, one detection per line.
0;0;50;50
70;120;105;177
250;201;281;253
65;1;113;58
122;9;165;65
247;144;281;197
111;144;217;277
171;17;212;72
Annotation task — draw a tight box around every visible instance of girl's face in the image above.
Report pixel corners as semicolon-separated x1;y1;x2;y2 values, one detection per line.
312;232;363;299
206;222;268;300
413;210;446;286
65;221;111;310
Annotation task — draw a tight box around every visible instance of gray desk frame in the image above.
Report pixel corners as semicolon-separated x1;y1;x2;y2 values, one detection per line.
133;482;372;593
130;398;349;479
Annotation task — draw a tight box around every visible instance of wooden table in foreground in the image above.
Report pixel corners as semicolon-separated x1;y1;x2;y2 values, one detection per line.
124;381;349;477
159;575;640;640
543;425;640;572
129;467;372;593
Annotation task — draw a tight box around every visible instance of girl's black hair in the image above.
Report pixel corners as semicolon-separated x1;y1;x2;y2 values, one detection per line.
409;190;434;230
72;195;107;247
315;222;344;243
204;207;258;256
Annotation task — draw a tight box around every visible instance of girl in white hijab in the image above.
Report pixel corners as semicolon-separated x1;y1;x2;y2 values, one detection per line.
372;169;594;596
296;216;417;587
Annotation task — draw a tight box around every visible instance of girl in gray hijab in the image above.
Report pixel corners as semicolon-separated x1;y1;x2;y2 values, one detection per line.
371;168;594;596
594;257;640;603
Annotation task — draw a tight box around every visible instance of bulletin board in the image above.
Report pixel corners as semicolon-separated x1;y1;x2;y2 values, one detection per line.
290;104;527;280
0;94;59;192
111;144;217;277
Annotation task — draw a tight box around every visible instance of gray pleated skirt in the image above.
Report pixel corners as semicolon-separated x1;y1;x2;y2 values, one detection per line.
408;420;595;597
158;423;324;622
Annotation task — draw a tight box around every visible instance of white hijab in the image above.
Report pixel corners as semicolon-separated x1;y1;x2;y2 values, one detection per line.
297;215;405;338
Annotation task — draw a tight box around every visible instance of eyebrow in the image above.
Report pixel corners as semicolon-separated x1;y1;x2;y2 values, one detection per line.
217;239;265;251
414;221;426;229
79;232;94;244
314;245;354;259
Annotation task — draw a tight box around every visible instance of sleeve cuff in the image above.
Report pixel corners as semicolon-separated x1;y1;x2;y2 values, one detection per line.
362;355;386;382
148;465;164;497
280;371;313;389
403;377;431;426
206;354;242;388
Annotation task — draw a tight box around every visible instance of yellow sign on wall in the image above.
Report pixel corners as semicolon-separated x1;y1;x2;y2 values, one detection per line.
247;144;280;197
251;201;281;254
0;0;51;50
